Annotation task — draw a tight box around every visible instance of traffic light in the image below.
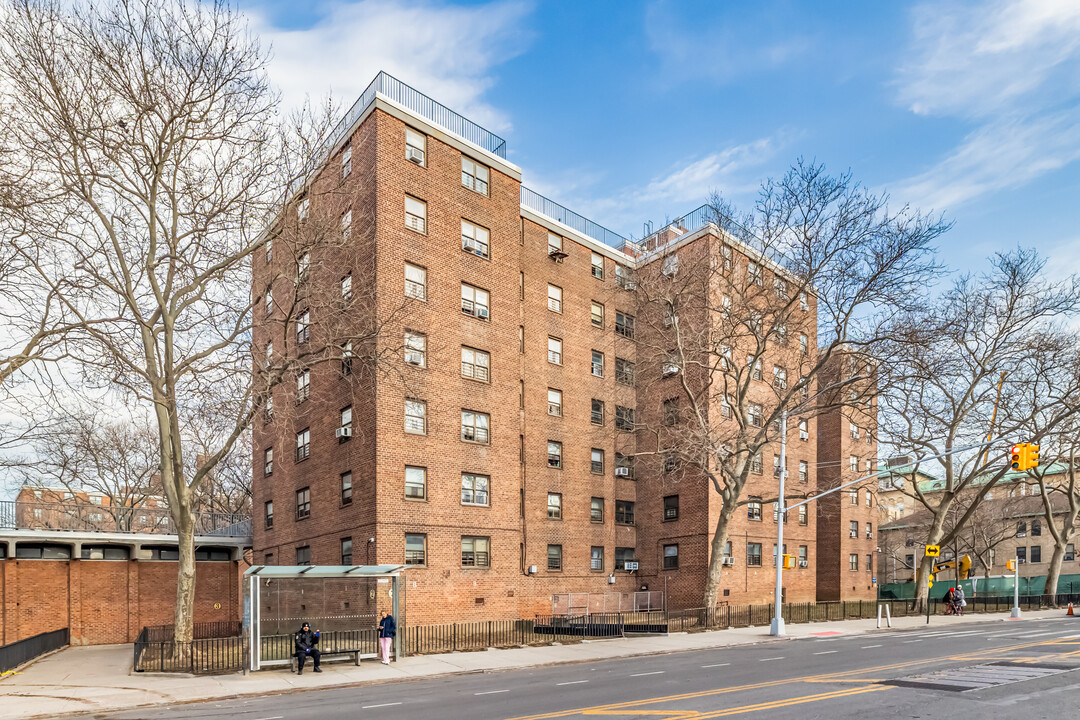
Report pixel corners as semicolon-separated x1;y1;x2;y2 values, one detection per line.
1011;444;1025;470
1028;444;1040;469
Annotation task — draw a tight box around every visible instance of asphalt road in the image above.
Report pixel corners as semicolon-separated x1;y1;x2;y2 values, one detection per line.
97;616;1080;720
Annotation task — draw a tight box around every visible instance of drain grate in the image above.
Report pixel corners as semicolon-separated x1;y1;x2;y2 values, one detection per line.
883;662;1075;692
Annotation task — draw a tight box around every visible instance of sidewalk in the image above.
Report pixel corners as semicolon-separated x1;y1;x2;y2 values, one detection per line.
0;609;1067;719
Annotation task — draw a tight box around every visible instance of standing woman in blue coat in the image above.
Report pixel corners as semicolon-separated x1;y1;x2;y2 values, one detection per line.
378;610;396;664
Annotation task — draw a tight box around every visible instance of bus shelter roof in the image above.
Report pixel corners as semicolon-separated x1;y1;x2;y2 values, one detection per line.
244;564;406;578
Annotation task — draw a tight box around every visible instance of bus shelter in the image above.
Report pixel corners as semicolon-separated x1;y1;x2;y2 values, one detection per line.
244;564;406;672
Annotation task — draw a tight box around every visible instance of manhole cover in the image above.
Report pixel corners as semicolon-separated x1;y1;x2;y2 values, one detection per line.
883;662;1075;692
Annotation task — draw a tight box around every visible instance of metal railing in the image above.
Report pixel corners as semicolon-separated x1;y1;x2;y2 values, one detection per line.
0;628;68;673
521;187;629;250
0;501;250;537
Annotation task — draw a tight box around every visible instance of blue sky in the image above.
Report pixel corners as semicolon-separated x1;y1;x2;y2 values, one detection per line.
243;0;1080;275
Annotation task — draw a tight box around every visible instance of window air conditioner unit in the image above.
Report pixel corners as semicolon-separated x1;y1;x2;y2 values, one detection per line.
548;248;568;261
336;426;352;439
798;560;808;568
407;149;424;165
624;281;636;290
662;364;679;377
528;565;538;574
615;467;630;477
721;557;735;567
405;355;422;366
477;307;490;319
464;239;484;256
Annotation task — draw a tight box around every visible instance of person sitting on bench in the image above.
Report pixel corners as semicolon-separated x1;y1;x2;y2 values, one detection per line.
295;622;321;674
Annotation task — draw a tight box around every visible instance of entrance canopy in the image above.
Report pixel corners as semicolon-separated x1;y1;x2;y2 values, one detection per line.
244;565;406;671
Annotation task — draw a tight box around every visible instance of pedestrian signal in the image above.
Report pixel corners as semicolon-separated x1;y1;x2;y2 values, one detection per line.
782;554;796;569
925;545;940;557
1007;559;1016;571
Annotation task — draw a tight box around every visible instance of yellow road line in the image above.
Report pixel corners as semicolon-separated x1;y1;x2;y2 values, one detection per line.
690;686;892;719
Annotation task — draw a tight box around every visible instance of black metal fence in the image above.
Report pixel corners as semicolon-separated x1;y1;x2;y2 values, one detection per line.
0;628;68;673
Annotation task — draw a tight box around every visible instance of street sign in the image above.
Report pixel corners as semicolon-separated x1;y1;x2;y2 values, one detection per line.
925;545;940;557
624;561;639;571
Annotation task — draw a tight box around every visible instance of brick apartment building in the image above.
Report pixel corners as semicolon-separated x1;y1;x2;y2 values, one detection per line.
252;72;866;622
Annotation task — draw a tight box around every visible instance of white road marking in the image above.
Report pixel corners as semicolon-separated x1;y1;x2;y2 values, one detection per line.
813;650;837;655
475;690;510;695
861;645;882;649
556;680;589;686
759;657;785;662
252;717;284;720
361;703;402;709
702;663;731;668
903;640;923;644
630;671;665;677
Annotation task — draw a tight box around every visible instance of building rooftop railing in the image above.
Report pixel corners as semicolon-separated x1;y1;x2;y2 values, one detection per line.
0;501;251;537
642;204;718;252
328;71;507;160
520;187;630;251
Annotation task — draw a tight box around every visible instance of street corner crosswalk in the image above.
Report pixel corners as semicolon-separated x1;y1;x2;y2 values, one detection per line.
881;661;1077;692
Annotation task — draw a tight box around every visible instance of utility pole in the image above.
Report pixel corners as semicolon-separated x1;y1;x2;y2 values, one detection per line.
770;411;788;637
1011;557;1022;619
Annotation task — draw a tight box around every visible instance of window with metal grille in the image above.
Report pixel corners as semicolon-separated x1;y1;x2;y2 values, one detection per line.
748;404;763;427
295;428;310;462
462;473;490;506
461;536;489;567
547;284;562;313
264;501;273;529
341;538;352;565
591;253;604;279
264;447;273;476
405;534;426;566
341;472;352;506
461;219;490;258
405;466;426;500
748;500;762;521
547;544;562;571
750;453;763;474
747;543;762;566
849;521;858;538
799;460;808;483
405;398;426;434
591;546;603;570
615;547;635;570
591;301;604;328
798;505;808;525
296;370;310;403
547;493;562;519
663;495;679;521
547;441;562;468
462;157;489;195
461;410;490;444
296;546;311;566
405;330;426;367
591;448;604;474
295;487;310;520
615;311;635;339
405;195;426;233
615;357;635;385
615;500;635;525
548;336;562;365
405;263;426;300
663;544;679;569
461;283;490;319
615;405;635;430
461;346;490;382
590;498;604;523
405;128;426;166
615;453;635;479
547;388;563;417
591;398;605;425
296;310;310;344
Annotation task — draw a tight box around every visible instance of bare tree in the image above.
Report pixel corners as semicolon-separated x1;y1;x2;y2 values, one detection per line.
1031;445;1080;604
0;0;406;644
879;249;1080;609
632;159;946;610
948;488;1020;580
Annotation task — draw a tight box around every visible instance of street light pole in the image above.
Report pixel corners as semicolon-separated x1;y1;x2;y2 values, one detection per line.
1011;556;1022;619
770;411;788;637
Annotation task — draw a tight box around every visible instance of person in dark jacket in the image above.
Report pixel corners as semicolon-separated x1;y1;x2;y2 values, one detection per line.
295;622;321;674
943;588;956;615
378;611;396;664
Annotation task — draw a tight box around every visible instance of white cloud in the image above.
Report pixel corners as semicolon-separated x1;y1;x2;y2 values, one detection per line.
247;0;534;134
892;0;1080;210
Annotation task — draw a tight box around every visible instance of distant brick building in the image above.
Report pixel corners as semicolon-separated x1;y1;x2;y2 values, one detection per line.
252;72;867;622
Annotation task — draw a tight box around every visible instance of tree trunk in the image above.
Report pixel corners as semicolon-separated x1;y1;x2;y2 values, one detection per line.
173;506;196;645
912;552;936;612
702;502;737;609
1044;540;1067;608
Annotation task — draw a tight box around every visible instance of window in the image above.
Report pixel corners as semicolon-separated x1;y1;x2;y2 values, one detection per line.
865;522;873;539
591;546;604;570
591;301;605;328
748;357;762;381
663;452;679;473
548;388;563;417
799;419;810;440
773;455;782;479
297;196;309;222
1031;546;1042;563
615;264;634;289
398;334;426;373
547;545;563;571
663;544;679;569
264;447;273;476
341;143;351;178
548;336;563;365
547;493;562;519
615;547;635;570
774;276;788;298
798;505;808;525
799;460;808;483
748;500;763;521
849;521;858;538
405;128;426;165
663;397;679;426
800;333;808;356
341;341;353;376
461;283;490;320
662;254;679;276
547;284;562;313
748;262;762;285
296;487;311;520
405;195;427;233
796;546;808;567
405;398;427;434
264;288;272;315
296;310;310;344
295;428;310;462
591;398;605;425
850;489;859;505
265;236;273;263
405;534;426;566
340;210;352;240
1032;519;1042;536
461;473;490;506
264;394;274;423
615;357;635;385
461;347;491;382
664;495;679;521
849;553;859;571
519;325;525;353
850;424;860;439
461;410;490;444
1017;521;1027;537
591;448;604;474
866;554;873;572
547;441;562;468
405;466;427;499
615;500;635;525
615;405;635;431
615;453;635;479
1017;546;1027;563
773;366;787;390
296;546;311;566
341;538;353;565
341;472;352;506
850;456;859;472
721;396;732;418
461;536;490;567
591;253;604;279
748;543;763;566
461;219;490;259
335;407;352;443
720;245;734;272
866;490;873;507
776;324;788;346
905;553;915;568
547;232;563;255
748;403;763;428
800;292;809;311
1065;543;1075;561
264;501;273;529
297;252;310;279
264;553;274;565
750;453;763;474
590;498;604;523
296;369;310;403
615;311;635;339
404;263;427;300
461;157;489;195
